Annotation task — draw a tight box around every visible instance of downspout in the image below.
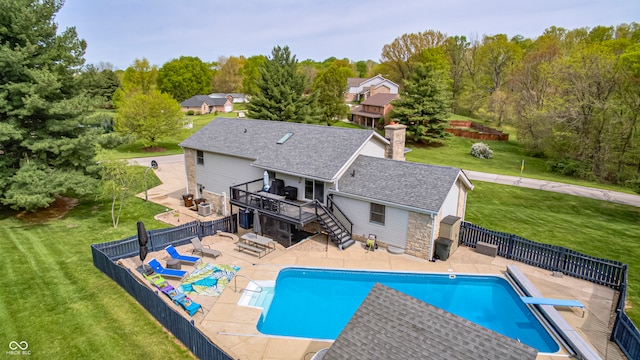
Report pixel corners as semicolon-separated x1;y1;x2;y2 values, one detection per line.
429;214;437;260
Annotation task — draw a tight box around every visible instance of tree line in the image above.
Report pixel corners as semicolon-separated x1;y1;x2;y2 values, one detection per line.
2;0;639;212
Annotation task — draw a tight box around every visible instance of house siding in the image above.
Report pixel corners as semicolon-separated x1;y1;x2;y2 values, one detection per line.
194;152;260;195
331;195;408;248
357;140;386;158
440;181;460;219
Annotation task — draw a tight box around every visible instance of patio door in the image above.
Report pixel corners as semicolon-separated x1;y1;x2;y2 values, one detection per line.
305;179;324;203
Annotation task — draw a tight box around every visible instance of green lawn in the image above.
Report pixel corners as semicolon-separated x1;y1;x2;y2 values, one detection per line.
0;168;196;359
406;136;635;193
0;199;195;359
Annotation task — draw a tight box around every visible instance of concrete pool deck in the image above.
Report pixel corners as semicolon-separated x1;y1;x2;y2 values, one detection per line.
122;231;625;360
129;155;626;359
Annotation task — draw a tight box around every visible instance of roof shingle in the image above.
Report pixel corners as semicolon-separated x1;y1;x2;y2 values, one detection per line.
338;155;463;213
323;283;538;360
179;118;382;181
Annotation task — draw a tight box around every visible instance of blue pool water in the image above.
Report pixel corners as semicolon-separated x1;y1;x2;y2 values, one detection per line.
256;267;559;353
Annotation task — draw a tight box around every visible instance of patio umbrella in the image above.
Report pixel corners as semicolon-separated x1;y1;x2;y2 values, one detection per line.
137;221;149;269
253;210;261;234
263;171;270;192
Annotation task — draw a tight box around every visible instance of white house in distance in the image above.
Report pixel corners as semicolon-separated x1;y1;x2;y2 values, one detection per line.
179;118;473;260
345;75;399;103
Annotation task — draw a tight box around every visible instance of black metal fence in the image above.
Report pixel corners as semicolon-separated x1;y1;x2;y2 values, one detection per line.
91;215;237;360
460;221;638;359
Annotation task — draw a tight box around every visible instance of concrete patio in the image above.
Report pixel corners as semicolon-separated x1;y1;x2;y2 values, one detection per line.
122;228;625;360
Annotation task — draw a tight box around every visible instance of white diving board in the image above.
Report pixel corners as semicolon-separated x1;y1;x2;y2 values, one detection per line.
507;265;602;360
520;296;585;317
520;296;584;308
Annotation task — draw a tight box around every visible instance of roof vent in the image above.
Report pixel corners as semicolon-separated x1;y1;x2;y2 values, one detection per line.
277;132;294;144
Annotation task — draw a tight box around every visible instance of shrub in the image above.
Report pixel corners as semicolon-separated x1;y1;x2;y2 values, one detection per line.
470;142;493;159
187;110;194;116
547;158;590;178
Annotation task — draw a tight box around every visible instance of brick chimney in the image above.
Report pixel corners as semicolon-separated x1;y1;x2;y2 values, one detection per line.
384;122;407;161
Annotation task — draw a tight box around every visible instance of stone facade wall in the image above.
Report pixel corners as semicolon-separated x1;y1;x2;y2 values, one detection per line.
384;123;407;161
184;148;196;196
404;211;434;260
201;190;231;216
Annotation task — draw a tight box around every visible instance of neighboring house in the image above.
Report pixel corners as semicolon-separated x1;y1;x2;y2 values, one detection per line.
209;93;249;103
180;95;233;114
351;93;398;128
179;118;472;260
345;74;399;103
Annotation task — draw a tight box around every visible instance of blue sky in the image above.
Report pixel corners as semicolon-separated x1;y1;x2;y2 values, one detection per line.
55;0;640;69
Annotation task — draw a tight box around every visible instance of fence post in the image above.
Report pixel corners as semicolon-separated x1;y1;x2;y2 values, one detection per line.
556;247;567;274
507;234;515;260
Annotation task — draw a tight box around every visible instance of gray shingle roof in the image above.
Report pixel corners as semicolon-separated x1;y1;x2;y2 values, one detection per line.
179;118;382;181
180;95;228;107
323;283;538;360
360;93;397;106
338;155;463;213
347;77;369;87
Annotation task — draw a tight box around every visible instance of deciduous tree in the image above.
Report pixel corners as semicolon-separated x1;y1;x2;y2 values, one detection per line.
380;30;447;83
114;90;183;148
313;60;354;123
97;158;143;228
241;55;267;96
157;56;212;102
211;56;246;93
121;58;158;94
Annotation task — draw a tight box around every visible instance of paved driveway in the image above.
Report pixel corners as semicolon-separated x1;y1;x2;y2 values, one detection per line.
464;170;640;207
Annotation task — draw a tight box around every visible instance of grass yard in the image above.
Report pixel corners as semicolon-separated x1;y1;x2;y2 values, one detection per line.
0;169;195;359
406;136;635;193
466;181;640;323
0;198;194;359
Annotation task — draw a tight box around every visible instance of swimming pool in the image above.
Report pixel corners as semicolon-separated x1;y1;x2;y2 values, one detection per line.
254;267;560;353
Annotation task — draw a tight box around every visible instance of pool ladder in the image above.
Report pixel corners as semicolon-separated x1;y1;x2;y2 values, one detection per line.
231;274;263;293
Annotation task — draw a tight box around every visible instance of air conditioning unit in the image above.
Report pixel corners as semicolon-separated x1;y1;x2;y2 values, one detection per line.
197;203;212;216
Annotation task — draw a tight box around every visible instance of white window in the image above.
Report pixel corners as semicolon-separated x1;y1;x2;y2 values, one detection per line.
196;150;204;165
370;203;385;225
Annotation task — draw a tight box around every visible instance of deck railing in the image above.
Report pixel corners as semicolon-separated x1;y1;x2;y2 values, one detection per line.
230;179;316;225
460;221;638;358
327;195;353;237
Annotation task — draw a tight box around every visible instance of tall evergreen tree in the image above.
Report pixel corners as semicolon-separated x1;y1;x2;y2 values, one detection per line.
0;0;121;211
390;62;452;143
247;46;322;123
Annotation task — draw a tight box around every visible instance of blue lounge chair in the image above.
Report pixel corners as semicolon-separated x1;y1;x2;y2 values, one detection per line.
165;245;200;265
165;288;203;317
148;258;187;279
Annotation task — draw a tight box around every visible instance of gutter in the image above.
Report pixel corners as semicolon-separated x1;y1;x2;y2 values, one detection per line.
327;189;438;217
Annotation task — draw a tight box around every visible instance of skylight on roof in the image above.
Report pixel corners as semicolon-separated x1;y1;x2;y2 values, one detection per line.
277;132;294;144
